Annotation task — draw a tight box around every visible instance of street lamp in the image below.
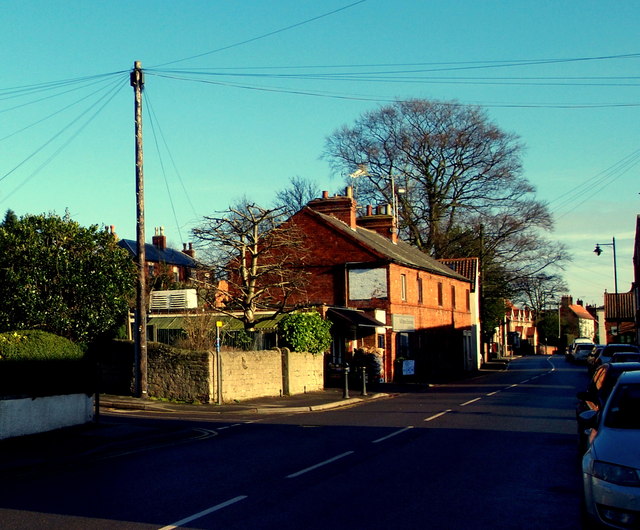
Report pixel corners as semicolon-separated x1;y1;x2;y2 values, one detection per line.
594;236;618;340
594;237;618;295
349;165;401;232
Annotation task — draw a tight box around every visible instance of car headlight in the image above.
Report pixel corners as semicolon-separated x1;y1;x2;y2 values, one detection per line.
593;460;640;486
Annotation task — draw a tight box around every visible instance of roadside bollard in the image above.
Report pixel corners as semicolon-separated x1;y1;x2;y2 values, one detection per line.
361;366;367;396
343;363;350;399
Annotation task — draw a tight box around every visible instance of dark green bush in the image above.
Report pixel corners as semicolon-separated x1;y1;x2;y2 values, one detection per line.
278;311;332;355
0;330;84;361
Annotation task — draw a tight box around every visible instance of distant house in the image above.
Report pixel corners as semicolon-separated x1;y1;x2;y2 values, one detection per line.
492;301;538;357
117;226;198;285
560;295;596;345
281;187;476;382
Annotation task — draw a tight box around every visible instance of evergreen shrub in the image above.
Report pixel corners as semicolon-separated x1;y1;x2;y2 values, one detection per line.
0;330;84;361
278;311;332;355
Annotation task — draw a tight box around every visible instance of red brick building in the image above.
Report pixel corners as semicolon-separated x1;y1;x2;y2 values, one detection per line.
285;188;475;382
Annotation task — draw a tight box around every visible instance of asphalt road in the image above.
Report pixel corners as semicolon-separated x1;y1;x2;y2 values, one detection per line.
1;355;589;529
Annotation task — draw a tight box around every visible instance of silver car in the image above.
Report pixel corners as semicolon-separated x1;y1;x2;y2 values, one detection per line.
581;370;640;528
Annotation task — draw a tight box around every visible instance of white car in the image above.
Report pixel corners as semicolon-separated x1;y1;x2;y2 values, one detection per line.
581;370;640;528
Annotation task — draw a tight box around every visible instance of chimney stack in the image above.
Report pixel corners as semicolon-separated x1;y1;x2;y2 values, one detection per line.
182;242;195;258
307;188;357;228
152;226;167;250
356;203;397;243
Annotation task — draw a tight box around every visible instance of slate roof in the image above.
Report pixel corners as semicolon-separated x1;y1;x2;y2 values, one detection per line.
118;239;198;268
309;209;469;283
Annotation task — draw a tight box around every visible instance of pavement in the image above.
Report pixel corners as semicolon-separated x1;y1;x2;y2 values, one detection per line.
0;384;402;476
0;361;513;476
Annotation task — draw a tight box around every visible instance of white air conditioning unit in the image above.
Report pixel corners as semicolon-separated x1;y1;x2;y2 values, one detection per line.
150;289;198;311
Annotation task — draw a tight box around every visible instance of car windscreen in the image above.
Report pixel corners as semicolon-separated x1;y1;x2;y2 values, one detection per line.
604;384;640;429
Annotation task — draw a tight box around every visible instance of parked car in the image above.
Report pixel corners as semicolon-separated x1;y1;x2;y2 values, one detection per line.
611;352;640;363
586;345;605;376
567;337;594;361
576;362;640;450
592;344;640;371
573;343;597;364
581;370;640;528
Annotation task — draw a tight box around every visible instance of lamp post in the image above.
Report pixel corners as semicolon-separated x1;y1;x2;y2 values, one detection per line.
594;237;618;294
349;165;401;232
594;236;618;340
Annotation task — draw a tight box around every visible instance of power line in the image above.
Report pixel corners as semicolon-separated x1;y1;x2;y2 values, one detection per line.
153;0;368;68
145;89;201;245
151;52;640;73
0;77;128;194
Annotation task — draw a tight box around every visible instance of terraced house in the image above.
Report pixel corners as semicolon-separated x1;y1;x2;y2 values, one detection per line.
282;188;478;382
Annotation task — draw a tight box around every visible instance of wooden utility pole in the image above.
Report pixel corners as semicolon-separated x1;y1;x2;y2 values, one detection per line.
130;61;147;398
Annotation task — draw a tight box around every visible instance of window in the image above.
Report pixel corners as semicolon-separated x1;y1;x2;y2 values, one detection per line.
466;289;470;311
417;276;423;304
377;334;385;350
451;285;456;309
401;274;407;301
437;282;443;306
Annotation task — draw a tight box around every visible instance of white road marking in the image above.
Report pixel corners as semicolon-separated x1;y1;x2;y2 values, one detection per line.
424;409;452;422
159;495;248;530
460;397;482;407
286;451;354;478
507;384;518;389
372;426;414;444
486;390;500;396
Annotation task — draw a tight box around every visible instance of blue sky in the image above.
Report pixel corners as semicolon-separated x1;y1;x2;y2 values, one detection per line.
2;0;638;306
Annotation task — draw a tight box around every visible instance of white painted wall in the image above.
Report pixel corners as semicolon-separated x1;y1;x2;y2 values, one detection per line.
0;394;94;440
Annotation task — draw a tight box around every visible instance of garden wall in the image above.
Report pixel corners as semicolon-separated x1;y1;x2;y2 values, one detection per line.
0;394;94;440
97;341;324;404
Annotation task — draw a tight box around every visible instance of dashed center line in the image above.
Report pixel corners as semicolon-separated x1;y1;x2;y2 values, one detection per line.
460;397;482;407
424;409;452;422
286;451;354;478
159;495;248;530
372;426;414;444
486;390;500;396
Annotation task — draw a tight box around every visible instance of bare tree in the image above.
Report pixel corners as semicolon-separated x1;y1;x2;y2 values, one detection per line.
512;273;569;316
274;175;322;216
324;98;568;289
192;200;310;331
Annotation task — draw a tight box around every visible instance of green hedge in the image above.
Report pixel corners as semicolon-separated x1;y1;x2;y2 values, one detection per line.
0;331;91;398
0;330;84;361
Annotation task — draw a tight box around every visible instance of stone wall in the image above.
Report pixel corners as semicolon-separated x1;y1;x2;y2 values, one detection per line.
148;347;213;404
218;350;284;402
97;341;324;404
286;349;324;394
